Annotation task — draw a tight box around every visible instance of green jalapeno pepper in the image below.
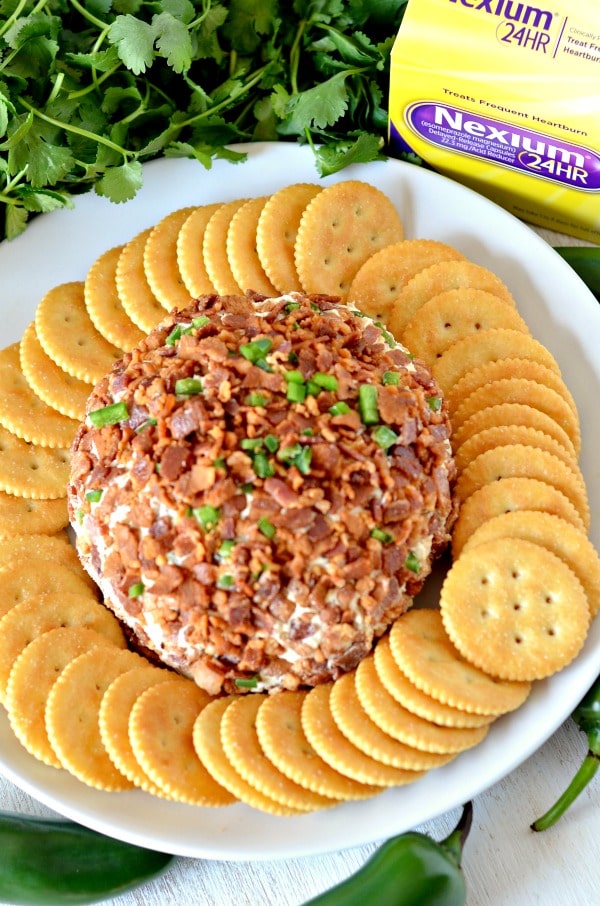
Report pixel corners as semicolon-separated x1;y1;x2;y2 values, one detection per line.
532;673;600;832
0;811;175;905
302;801;472;906
553;247;600;302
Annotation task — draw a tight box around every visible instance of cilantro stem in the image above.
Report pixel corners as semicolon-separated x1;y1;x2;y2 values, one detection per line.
18;98;131;162
68;0;109;31
289;19;307;95
67;64;120;101
177;65;272;130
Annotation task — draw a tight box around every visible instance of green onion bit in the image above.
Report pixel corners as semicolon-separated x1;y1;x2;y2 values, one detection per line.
372;425;399;451
128;582;145;598
405;551;421;574
85;489;103;503
371;527;394;544
258;518;276;540
175;377;203;396
88;401;129;428
358;384;379;425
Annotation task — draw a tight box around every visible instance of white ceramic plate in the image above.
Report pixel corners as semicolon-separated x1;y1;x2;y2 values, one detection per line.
0;142;598;860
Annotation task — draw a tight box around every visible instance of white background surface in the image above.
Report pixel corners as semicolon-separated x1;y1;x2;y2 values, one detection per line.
0;145;598;903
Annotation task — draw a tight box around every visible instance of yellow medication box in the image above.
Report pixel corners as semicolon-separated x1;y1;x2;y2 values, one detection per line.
388;0;600;243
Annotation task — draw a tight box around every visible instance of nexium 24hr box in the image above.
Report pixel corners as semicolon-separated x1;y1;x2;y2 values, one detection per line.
388;0;600;243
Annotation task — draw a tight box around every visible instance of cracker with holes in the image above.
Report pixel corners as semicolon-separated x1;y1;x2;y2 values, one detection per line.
446;357;577;421
373;634;494;729
452;377;581;455
226;196;278;295
431;328;560;394
294;180;404;301
451;402;577;462
130;678;235;806
115;229;166;334
0;344;79;449
453;424;578;476
461;510;600;618
454;443;589;530
401;289;530;365
0;561;93;623
6;626;119;767
45;646;145;789
451;476;586;556
19;323;92;422
0;590;123;701
329;672;455;770
347;239;464;323
0;491;67;537
203;199;248;294
84;245;145;352
255;689;379;801
193;697;296;814
355;655;490;754
256;183;322;293
98;666;174;797
0;425;70;499
388;608;531;714
144;207;197;312
35;282;123;385
301;683;424;787
0;532;94;587
440;537;590;681
177;204;222;297
220;694;334;812
388;260;516;338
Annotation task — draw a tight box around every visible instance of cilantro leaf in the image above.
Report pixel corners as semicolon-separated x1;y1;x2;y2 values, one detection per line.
282;72;351;134
152;13;193;73
314;132;385;176
108;15;156;75
94;160;143;202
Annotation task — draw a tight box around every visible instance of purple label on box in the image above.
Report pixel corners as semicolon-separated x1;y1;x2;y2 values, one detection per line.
405;102;600;191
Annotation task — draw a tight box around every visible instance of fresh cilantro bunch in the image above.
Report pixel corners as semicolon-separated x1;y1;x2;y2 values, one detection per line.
0;0;408;241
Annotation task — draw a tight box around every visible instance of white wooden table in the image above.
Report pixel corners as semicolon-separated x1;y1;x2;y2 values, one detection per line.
1;227;598;906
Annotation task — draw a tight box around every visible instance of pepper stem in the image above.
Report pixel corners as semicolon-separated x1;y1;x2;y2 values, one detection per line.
531;751;600;832
441;801;473;867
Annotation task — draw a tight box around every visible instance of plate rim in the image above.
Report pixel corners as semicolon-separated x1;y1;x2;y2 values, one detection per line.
0;140;598;860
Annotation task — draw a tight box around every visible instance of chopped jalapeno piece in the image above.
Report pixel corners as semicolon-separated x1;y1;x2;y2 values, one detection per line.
313;372;338;392
306;379;322;397
358;384;379;425
234;675;259;688
295;445;312;475
405;551;421;574
217;574;235;589
192;505;220;531
287;381;307;404
239;337;273;363
253;452;275;479
277;443;303;463
329;401;351;416
258;518;276;539
427;395;442;412
372;425;399;451
128;582;145;598
382;371;401;386
285;301;301;313
264;434;280;453
88;401;129;427
85;489;102;503
165;324;183;346
371;527;394;544
217;540;236;560
241;438;264;451
245;392;269;407
175;377;203;396
192;315;210;328
213;457;227;470
284;370;305;383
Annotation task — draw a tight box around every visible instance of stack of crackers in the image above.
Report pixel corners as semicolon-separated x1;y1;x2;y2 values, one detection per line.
0;178;597;814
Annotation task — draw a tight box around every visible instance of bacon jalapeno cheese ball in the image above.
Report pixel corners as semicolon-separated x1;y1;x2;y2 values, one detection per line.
68;292;456;695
